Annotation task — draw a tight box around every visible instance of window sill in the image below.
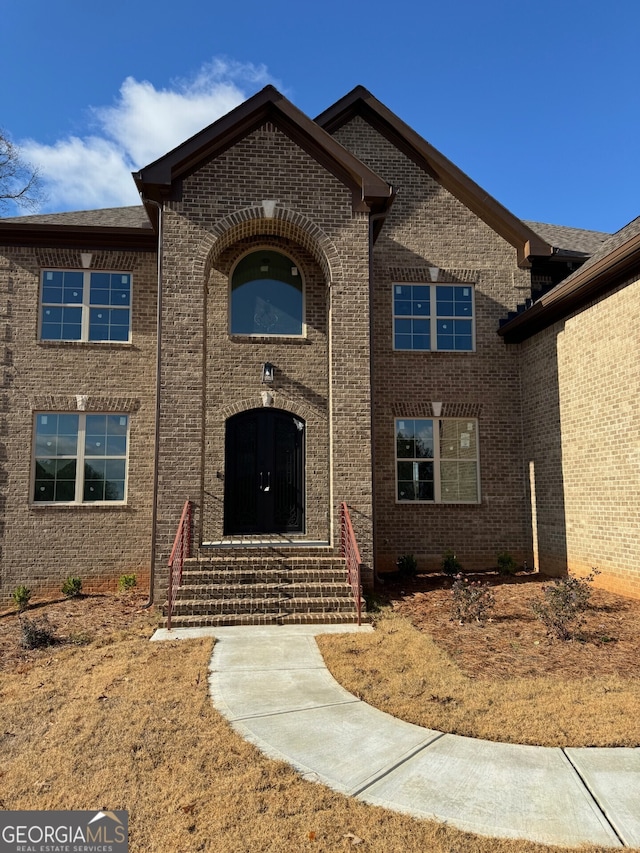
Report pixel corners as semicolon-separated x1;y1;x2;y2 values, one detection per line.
229;335;310;345
30;502;130;511
38;340;133;348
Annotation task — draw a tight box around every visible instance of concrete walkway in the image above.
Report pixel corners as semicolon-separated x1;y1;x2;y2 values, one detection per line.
151;624;640;849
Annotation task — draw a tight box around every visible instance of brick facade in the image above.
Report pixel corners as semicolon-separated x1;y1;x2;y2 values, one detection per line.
1;85;637;610
519;275;640;599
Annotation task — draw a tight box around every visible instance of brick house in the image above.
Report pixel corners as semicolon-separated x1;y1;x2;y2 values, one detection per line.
1;85;636;621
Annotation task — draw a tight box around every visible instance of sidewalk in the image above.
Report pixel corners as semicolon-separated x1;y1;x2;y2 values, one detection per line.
151;624;640;849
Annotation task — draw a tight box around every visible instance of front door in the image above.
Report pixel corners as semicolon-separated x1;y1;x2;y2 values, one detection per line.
224;408;305;535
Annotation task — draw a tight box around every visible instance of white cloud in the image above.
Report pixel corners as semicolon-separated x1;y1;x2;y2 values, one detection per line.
21;59;277;213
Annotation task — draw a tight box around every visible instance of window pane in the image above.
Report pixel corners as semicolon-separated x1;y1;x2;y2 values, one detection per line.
441;461;478;502
231;251;302;335
397;481;416;501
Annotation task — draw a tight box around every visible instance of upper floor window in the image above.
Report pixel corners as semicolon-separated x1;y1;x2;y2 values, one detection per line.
230;250;303;336
393;284;474;351
395;417;479;503
40;270;131;343
33;412;129;504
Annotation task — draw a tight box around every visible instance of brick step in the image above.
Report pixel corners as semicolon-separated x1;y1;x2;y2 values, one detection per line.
185;556;345;570
163;611;368;629
174;581;354;601
179;568;349;585
167;596;360;617
196;547;337;560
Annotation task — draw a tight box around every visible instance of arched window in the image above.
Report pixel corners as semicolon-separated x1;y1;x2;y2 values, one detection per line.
230;250;303;335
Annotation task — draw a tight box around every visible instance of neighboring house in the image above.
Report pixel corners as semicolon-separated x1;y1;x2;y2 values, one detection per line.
0;85;636;621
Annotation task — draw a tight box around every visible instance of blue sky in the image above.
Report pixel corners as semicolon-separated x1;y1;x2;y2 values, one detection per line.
2;0;639;232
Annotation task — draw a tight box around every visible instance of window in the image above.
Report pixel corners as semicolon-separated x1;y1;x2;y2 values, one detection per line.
33;413;129;503
40;270;131;342
396;418;479;503
230;250;303;336
393;284;474;351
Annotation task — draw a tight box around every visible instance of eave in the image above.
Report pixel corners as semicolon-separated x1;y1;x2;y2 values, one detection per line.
499;231;640;343
317;87;553;268
0;222;156;251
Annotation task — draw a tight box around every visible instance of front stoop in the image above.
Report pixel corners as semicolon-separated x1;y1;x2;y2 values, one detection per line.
162;553;368;628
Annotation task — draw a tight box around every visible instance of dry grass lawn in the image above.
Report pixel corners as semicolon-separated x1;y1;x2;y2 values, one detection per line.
317;574;640;748
1;592;633;852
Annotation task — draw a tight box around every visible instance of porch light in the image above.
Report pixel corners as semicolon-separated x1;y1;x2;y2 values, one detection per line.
262;362;275;383
432;402;443;417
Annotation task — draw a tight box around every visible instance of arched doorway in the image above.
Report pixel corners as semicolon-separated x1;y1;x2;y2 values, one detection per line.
224;408;305;535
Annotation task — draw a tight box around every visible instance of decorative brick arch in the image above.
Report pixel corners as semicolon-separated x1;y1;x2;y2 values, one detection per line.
220;392;322;426
203;204;344;287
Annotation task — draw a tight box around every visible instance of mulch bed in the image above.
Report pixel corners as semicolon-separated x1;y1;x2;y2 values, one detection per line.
0;593;157;674
381;572;640;680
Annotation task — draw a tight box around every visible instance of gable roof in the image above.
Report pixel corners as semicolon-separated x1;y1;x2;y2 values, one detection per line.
316;86;553;268
0;205;155;250
499;216;640;342
134;85;394;230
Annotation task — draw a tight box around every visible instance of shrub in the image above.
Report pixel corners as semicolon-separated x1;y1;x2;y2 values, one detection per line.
118;574;137;592
19;615;58;649
497;551;518;576
450;574;495;624
12;585;31;613
396;554;417;577
61;576;83;598
442;549;462;576
532;569;600;640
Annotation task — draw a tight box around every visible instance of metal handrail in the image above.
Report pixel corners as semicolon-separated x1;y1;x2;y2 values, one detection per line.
340;502;362;626
166;500;192;630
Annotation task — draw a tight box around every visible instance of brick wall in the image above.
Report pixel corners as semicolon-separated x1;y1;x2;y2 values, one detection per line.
520;275;640;599
152;123;376;596
333;116;534;574
0;246;157;606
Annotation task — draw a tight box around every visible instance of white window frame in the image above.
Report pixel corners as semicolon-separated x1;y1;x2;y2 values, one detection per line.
31;412;129;505
395;417;480;504
228;247;306;338
39;269;132;343
392;283;475;352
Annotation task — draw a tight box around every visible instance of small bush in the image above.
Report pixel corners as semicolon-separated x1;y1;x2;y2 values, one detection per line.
497;551;518;576
61;576;83;598
12;585;31;613
450;574;495;624
396;554;417;577
532;569;600;640
442;549;462;576
118;574;137;592
20;615;58;649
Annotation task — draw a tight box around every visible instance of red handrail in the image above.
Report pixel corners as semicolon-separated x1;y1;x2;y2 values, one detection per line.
340;502;362;626
166;500;192;630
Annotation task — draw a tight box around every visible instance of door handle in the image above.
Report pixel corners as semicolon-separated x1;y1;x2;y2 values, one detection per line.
259;471;271;492
265;471;271;492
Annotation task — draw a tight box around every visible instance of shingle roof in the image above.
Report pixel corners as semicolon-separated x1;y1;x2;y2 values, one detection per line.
524;221;610;257
499;215;640;342
0;205;152;229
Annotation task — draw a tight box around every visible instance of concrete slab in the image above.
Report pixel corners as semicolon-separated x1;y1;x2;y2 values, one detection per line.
566;747;640;847
151;624;373;643
360;734;621;848
230;701;441;795
210;633;326;672
209;667;359;719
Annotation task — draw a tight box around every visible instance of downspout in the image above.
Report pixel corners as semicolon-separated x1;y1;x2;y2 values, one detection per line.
368;210;388;589
143;198;164;608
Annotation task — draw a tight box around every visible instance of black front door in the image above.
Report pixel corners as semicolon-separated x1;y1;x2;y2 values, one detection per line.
224;408;305;535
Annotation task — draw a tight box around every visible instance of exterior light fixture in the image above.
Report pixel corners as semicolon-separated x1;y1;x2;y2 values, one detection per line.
262;362;274;383
432;402;443;417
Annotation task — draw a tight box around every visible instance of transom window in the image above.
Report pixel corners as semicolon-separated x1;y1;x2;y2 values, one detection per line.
40;270;131;342
33;413;129;503
230;250;303;336
393;284;474;351
395;418;479;503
